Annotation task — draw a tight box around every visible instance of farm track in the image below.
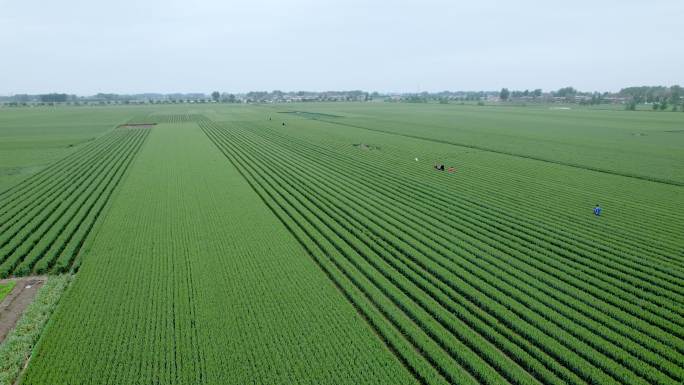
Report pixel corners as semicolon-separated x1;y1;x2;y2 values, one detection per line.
0;128;149;277
200;118;684;385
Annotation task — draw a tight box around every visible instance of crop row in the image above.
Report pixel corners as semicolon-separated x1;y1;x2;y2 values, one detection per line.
0;128;149;277
240;123;684;355
20;121;417;385
250;121;684;319
305;120;683;264
342;139;684;260
288;120;683;260
0;133;122;213
369;143;684;263
200;119;683;385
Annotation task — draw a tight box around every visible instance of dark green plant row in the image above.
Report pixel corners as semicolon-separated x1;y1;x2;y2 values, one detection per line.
231;123;684;374
0;129;149;277
200;119;683;385
247;122;684;317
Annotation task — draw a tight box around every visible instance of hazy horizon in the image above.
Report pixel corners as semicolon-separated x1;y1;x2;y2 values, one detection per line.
1;0;682;95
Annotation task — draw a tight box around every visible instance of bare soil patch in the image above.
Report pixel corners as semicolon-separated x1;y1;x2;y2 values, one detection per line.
0;276;47;343
353;143;381;151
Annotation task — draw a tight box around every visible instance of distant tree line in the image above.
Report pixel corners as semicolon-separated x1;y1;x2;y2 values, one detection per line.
2;86;683;111
494;85;683;111
498;88;549;101
619;85;682;111
619;85;681;104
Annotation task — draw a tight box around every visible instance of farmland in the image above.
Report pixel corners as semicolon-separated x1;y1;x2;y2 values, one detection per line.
0;108;137;191
19;121;414;385
1;103;683;385
0;126;149;277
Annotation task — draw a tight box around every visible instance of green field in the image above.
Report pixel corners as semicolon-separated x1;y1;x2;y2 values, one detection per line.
0;108;136;191
1;103;683;385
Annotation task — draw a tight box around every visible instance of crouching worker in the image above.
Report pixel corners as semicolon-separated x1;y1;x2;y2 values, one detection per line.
593;204;602;216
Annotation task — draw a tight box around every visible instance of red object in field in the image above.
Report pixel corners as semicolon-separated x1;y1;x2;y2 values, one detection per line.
448;167;455;172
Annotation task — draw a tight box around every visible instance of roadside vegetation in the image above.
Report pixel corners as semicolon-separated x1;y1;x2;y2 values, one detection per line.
0;275;70;385
0;281;15;302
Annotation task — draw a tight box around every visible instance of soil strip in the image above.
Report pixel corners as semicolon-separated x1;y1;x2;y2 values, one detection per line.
0;276;47;343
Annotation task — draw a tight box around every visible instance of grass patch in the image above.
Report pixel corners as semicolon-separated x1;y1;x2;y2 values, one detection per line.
0;282;16;303
0;275;71;385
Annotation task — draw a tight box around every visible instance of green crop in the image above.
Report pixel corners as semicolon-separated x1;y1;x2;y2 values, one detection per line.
1;103;680;385
0;128;149;277
20;123;416;385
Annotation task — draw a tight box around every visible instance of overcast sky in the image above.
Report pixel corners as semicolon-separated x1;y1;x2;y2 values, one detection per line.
1;0;682;95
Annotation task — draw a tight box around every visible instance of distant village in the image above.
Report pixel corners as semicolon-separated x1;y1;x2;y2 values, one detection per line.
1;86;681;111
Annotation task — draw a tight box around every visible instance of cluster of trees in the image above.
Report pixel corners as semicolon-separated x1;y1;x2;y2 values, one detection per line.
514;89;543;98
497;85;683;111
498;88;546;101
619;85;681;104
499;87;596;100
211;91;237;103
621;86;683;111
553;87;577;97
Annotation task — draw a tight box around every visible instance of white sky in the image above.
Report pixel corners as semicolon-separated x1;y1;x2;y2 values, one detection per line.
1;0;682;94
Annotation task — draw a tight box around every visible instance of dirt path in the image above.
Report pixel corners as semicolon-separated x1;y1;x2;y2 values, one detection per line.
0;276;47;343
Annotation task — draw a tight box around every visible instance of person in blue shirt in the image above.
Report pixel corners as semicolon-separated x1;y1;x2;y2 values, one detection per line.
594;204;602;216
